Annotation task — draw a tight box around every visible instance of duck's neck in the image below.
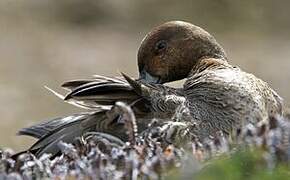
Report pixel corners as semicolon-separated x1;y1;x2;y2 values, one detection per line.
189;58;232;76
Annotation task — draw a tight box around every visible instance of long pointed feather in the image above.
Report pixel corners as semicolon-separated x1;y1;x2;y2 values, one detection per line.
18;113;94;139
45;86;107;109
44;86;65;100
65;83;133;100
61;79;95;91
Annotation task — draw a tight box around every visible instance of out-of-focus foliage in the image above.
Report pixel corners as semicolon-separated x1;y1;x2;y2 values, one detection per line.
168;149;290;180
2;0;290;33
196;150;290;180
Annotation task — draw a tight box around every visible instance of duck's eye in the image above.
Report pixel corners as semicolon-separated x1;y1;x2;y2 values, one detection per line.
155;40;167;51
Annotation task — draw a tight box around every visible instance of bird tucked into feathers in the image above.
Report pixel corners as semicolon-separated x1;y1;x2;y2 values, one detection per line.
17;21;285;158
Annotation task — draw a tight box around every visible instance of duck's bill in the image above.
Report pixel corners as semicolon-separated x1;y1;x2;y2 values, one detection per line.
138;70;162;84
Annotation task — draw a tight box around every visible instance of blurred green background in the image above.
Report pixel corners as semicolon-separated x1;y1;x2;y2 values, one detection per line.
1;0;290;151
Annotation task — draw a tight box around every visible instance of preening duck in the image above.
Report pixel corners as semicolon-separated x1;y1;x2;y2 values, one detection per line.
17;21;284;157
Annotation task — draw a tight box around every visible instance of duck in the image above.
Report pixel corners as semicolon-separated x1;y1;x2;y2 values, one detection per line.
17;21;284;157
130;21;284;138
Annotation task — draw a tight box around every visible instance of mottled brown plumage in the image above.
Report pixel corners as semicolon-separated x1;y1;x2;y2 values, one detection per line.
17;21;285;157
135;21;284;138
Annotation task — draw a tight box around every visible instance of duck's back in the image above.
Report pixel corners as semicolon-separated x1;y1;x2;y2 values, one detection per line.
184;63;283;137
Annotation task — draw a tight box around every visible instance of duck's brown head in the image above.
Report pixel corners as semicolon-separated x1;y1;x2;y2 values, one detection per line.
138;21;227;84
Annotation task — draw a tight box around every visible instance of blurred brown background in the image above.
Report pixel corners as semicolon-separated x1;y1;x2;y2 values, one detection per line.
1;0;290;151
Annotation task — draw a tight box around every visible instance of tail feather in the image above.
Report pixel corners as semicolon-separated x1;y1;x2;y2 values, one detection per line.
45;86;100;110
31;121;85;157
19;110;131;157
21;111;108;157
62;75;140;108
61;79;96;91
18;112;94;139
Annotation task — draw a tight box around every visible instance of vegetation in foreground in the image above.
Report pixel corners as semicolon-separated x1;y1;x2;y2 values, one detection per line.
1;110;290;179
